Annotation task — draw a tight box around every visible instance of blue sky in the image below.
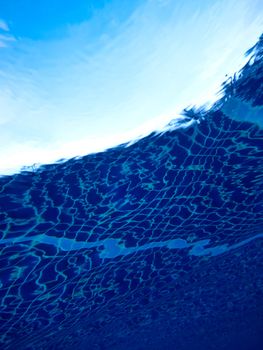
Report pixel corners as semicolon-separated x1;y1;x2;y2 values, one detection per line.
0;0;262;174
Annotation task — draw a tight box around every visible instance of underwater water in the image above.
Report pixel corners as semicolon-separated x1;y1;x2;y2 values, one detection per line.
0;27;263;350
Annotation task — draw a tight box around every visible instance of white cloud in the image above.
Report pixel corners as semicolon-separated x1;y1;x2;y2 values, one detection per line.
0;19;9;31
0;20;15;47
0;34;16;48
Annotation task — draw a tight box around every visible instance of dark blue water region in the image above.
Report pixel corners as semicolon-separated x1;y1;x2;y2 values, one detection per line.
0;36;263;350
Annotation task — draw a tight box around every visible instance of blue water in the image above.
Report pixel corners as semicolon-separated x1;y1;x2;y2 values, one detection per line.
0;37;263;350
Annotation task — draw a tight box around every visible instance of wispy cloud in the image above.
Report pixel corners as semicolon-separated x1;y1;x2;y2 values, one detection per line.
0;19;15;47
0;34;16;48
0;19;9;31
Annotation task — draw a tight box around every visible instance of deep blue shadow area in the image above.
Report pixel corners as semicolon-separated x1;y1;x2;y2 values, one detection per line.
0;36;263;349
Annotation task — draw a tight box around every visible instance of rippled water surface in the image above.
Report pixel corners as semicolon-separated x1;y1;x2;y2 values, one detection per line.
0;1;263;349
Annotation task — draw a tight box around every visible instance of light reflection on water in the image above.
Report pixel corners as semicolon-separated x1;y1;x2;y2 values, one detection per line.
0;0;262;174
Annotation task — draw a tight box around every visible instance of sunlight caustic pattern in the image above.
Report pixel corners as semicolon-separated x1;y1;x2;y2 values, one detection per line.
0;1;263;350
0;103;263;348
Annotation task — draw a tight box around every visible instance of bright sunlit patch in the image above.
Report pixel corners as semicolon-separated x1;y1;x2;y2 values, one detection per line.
0;0;262;175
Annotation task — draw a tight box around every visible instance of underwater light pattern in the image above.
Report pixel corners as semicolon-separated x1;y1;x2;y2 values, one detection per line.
0;37;263;350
